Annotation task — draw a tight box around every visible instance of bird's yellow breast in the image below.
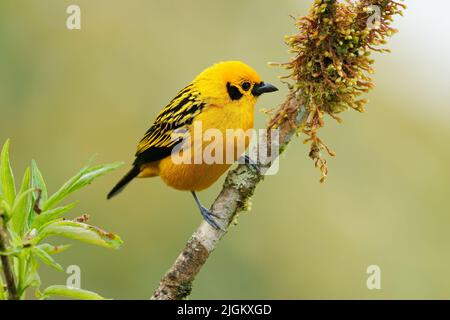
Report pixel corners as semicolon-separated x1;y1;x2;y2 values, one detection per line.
140;99;256;191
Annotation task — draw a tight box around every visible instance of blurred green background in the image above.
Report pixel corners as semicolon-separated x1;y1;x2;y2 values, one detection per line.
1;0;449;299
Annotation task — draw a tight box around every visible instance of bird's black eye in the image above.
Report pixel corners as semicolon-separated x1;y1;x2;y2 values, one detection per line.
241;82;251;91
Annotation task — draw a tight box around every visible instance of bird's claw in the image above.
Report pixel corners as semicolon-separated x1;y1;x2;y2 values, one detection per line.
241;155;261;173
199;206;224;231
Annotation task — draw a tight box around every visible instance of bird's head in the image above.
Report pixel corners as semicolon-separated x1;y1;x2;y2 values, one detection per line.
193;61;278;106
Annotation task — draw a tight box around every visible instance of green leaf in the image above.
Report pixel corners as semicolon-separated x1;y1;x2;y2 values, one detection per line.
11;168;32;235
42;285;106;300
7;228;21;247
32;246;64;272
31;202;78;230
0;276;5;300
29;160;48;227
0;247;21;256
31;160;48;202
25;256;41;290
35;289;43;299
0;199;11;219
42;162;123;211
0;139;16;208
36;243;71;255
37;220;123;249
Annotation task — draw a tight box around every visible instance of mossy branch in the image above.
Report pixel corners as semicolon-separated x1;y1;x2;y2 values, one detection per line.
151;0;405;300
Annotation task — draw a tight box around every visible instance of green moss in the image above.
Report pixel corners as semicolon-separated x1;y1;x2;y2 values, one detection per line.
282;0;405;182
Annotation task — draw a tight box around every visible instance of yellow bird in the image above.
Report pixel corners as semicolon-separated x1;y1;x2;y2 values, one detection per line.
107;61;278;229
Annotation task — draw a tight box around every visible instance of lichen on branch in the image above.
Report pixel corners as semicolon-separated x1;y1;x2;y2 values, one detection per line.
271;0;405;182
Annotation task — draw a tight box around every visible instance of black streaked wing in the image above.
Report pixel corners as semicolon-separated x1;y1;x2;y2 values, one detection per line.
134;84;205;166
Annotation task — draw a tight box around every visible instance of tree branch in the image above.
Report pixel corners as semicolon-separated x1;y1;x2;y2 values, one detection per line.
151;93;307;300
151;0;405;300
0;215;19;300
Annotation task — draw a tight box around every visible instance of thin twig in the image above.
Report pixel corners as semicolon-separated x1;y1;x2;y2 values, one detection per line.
0;215;19;300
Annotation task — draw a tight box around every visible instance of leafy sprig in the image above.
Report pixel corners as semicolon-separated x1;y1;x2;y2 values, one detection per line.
0;139;123;300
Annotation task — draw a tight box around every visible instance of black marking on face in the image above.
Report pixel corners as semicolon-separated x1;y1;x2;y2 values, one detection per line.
227;82;243;100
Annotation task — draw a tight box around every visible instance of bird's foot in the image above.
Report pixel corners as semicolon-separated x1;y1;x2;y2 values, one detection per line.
199;206;223;231
241;155;261;174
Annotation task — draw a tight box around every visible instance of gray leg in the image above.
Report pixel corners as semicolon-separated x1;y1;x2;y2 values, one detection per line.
191;191;222;230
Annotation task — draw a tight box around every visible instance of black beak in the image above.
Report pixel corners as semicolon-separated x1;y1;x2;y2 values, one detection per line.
252;82;278;96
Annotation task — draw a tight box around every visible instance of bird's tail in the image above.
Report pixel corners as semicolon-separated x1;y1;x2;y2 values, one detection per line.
107;166;140;199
